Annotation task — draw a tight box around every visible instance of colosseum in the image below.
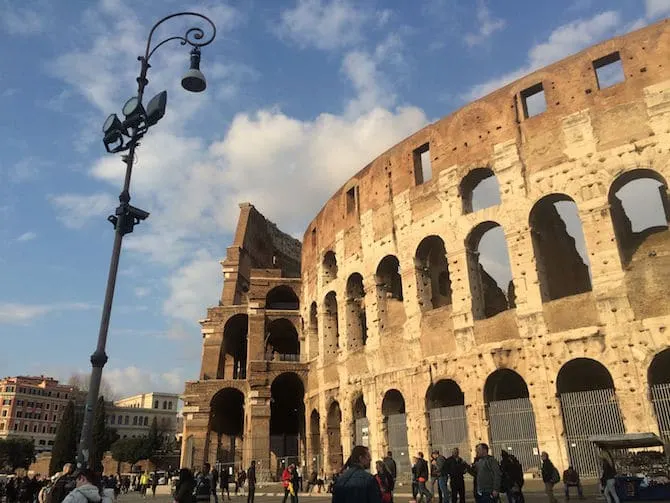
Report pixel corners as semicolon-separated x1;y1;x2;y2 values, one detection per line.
180;19;670;481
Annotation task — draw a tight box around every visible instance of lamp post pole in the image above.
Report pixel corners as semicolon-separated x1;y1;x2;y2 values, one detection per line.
77;12;216;471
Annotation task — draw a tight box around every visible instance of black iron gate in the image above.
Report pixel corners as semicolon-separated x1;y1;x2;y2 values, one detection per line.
429;405;470;461
387;413;410;478
559;389;625;477
487;398;540;473
651;383;670;441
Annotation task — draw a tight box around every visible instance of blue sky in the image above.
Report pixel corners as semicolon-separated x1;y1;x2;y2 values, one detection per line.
0;0;668;397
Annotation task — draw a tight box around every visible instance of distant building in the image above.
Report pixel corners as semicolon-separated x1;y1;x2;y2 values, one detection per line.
0;376;80;453
107;392;180;442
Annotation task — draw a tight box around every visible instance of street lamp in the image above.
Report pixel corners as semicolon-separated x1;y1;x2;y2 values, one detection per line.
77;12;216;470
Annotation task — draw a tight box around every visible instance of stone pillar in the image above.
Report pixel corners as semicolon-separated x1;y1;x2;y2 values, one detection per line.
340;397;354;462
199;324;223;380
184;410;210;469
247;311;265;363
448;248;477;352
529;393;566;471
245;388;271;481
465;399;488;461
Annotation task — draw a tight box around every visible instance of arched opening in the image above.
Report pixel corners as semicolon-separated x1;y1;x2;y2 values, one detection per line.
530;194;592;302
415;235;452;311
309;409;322;474
266;285;300;310
609;169;670;265
353;394;369;448
382;389;410;479
375;255;405;331
327;401;343;472
221;314;248;380
265;318;300;362
309;302;318;359
649;349;670;441
556;358;625;476
323;292;339;360
425;380;468;460
270;373;305;478
209;388;245;465
460;167;501;213
323;251;338;283
466;222;516;320
484;369;539;473
346;273;367;350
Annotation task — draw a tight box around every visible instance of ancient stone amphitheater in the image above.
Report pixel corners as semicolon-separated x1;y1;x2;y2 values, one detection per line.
181;19;670;481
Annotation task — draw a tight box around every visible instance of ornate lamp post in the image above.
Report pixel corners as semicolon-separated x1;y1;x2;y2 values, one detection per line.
77;12;216;470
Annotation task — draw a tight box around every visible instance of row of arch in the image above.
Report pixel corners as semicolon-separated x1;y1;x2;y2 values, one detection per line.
311;169;669;354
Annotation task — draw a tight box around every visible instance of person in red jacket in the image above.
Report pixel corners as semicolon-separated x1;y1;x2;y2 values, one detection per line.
281;465;294;503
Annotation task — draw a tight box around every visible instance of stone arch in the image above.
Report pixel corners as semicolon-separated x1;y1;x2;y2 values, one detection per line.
530;194;592;302
323;291;339;360
381;389;410;477
460;167;501;213
323;250;338;283
221;314;248;380
309;409;321;473
209;388;245;464
415;235;452;311
266;285;300;310
266;318;300;361
327;401;343;472
556;358;625;476
375;255;406;331
270;372;306;476
425;379;468;458
484;369;539;472
649;348;670;441
309;302;318;359
465;222;515;320
345;273;367;350
608;168;670;265
352;393;369;448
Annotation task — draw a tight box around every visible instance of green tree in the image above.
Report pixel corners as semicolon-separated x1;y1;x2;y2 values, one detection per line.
49;400;77;475
91;396;107;471
110;438;149;472
0;438;35;471
147;417;160;458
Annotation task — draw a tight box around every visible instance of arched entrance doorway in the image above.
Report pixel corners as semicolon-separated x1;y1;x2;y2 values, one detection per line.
270;373;305;479
309;409;322;473
327;401;343;472
353;394;369;447
426;380;469;460
557;358;625;476
265;318;300;361
484;369;539;472
649;349;670;440
210;388;245;468
382;389;410;479
222;314;248;380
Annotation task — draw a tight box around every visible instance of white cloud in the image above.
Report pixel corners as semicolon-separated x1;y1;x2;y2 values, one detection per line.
49;193;116;229
134;286;151;298
16;231;37;242
0;302;95;324
464;11;621;100
277;0;367;50
104;365;186;397
464;1;506;47
0;2;45;35
646;0;670;18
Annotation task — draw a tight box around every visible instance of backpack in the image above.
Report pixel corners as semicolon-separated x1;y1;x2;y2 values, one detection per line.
550;467;560;485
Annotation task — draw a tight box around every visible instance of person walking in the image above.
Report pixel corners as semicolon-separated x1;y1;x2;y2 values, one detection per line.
290;463;301;503
411;457;420;502
60;469;104;503
382;452;397;489
416;452;433;503
470;443;501;503
210;467;219;503
246;461;256;503
500;451;524;503
332;445;382;503
541;452;559;503
431;450;449;503
281;465;293;503
174;469;195;503
446;447;468;503
150;473;158;499
220;467;231;501
600;451;620;503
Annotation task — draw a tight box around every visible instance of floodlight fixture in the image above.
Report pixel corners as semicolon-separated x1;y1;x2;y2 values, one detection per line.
146;90;167;127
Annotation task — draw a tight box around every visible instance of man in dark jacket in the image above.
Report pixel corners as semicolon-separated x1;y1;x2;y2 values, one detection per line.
445;447;468;503
500;451;524;503
382;452;397;484
220;467;231;501
46;463;76;503
431;450;449;503
246;461;256;503
471;443;501;503
416;452;433;503
332;445;381;503
541;452;558;503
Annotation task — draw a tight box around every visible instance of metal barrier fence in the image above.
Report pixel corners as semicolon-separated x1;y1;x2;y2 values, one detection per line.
559;388;625;477
387;413;411;480
651;383;670;441
487;398;540;473
429;405;471;462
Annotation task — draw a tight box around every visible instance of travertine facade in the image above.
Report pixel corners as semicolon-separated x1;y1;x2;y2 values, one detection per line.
182;20;670;480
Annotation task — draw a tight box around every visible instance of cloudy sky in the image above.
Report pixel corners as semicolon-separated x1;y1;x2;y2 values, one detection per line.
0;0;667;397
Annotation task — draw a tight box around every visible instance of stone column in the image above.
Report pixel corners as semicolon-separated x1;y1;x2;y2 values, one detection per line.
465;399;488;461
245;388;271;481
529;392;566;471
247;311;266;363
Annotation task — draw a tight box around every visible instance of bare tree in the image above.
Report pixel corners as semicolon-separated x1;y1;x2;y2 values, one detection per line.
68;373;117;400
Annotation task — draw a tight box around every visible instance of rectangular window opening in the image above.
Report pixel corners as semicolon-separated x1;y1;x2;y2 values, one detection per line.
594;52;625;89
413;143;431;185
521;82;546;118
346;186;359;215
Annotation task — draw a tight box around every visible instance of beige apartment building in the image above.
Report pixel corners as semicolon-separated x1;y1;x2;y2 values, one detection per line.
107;392;180;442
0;376;78;453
